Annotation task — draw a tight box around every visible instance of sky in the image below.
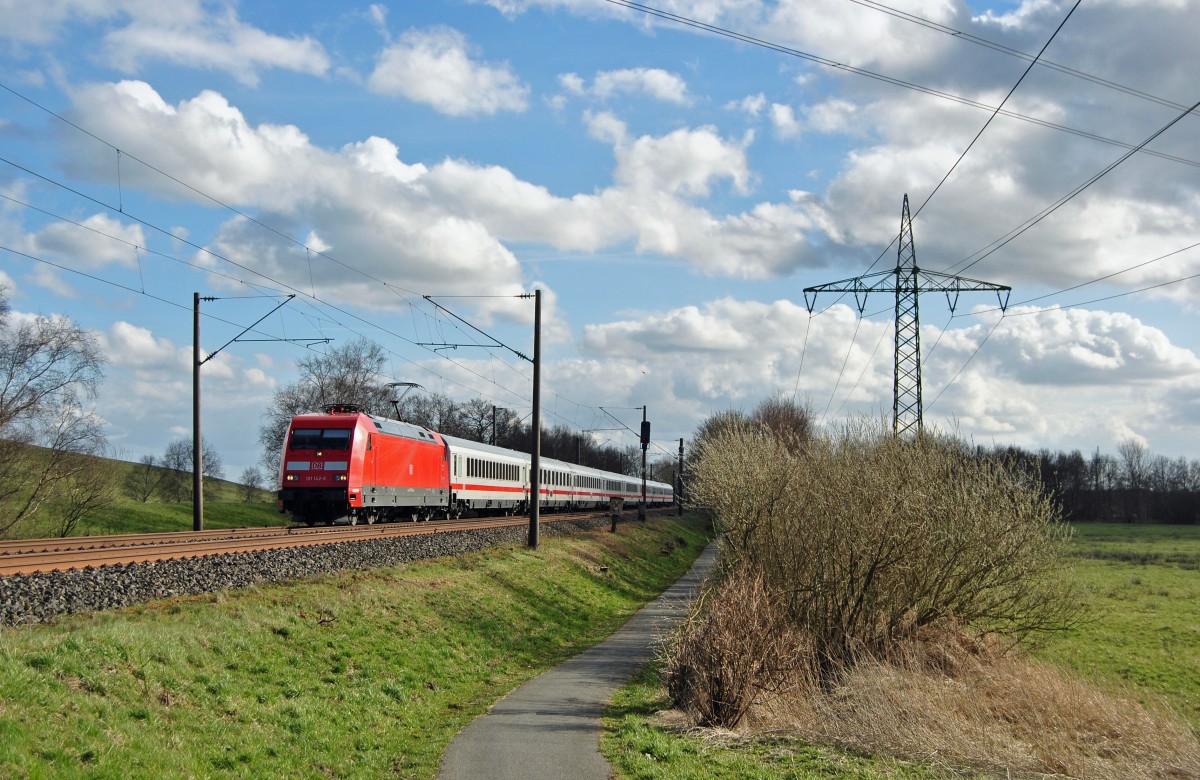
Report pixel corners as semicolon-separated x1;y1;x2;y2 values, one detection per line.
1;0;1199;478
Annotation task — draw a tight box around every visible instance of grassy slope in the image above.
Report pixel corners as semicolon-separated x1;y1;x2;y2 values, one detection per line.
76;496;282;536
602;522;1200;779
5;448;285;537
0;514;711;779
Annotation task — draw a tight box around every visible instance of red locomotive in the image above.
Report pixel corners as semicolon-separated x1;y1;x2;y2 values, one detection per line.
277;405;674;525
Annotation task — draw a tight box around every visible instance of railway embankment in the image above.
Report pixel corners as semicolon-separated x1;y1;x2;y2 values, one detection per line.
0;516;611;626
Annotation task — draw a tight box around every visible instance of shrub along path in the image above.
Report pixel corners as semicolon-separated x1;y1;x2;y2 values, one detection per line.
438;542;718;780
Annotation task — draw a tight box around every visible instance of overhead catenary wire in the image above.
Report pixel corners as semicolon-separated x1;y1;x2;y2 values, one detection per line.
0;77;641;434
0;86;571;410
607;0;1200;338
925;315;1006;411
3;8;1189;445
0;115;644;447
0;150;538;410
964;239;1200;317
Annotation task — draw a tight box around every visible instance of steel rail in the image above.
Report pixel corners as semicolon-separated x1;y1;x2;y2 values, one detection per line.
0;510;657;577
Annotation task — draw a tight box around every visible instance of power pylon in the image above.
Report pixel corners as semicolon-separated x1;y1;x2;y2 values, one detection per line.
803;195;1012;435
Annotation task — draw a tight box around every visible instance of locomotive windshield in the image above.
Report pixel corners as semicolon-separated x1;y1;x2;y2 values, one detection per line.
290;428;353;451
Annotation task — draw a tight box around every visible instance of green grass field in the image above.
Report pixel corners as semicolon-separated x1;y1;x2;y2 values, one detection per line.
1036;522;1200;731
601;522;1200;779
0;514;712;779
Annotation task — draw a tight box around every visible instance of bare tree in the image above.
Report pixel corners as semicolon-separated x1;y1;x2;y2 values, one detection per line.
239;465;265;502
123;454;164;502
1117;438;1149;522
0;285;108;537
258;339;391;470
0;409;109;536
396;391;466;435
46;452;117;537
161;437;224;502
459;398;495;442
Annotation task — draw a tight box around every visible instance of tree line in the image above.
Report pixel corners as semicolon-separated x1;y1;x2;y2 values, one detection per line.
256;339;661;480
991;440;1200;524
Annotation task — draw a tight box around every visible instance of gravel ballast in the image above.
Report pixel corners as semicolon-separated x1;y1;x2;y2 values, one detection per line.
0;517;611;627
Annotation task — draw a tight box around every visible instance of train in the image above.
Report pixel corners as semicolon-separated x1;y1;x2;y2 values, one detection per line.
276;404;674;525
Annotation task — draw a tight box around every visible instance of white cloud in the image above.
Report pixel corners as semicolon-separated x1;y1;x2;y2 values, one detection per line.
367;27;529;116
103;7;330;86
558;72;586;95
769;103;801;138
768;99;863;139
980;306;1200;386
102;320;186;372
588;68;691;104
584;110;627;145
614;125;752;198
31;214;146;270
727;93;767;117
65;82;827;283
0;0;330;85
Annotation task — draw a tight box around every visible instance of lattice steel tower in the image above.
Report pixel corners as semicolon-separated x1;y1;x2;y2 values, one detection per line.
804;195;1012;436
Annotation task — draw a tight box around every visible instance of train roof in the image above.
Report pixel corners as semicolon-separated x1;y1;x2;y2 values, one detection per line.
440;433;672;489
439;433;526;460
290;410;441;445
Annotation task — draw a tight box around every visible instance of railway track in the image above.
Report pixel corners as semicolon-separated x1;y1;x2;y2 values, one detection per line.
0;511;641;577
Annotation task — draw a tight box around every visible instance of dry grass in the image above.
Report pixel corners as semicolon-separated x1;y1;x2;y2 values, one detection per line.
672;414;1200;777
744;632;1200;780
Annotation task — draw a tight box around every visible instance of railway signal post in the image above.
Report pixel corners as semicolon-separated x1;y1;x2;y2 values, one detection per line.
639;407;649;521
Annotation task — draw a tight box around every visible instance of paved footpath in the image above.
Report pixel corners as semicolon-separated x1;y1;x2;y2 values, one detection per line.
438;542;718;780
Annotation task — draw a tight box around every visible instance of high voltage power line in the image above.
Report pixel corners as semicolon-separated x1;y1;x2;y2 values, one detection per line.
3;4;1195;440
602;0;1200;168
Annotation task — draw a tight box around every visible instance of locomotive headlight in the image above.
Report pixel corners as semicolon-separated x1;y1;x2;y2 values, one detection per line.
286;474;298;482
335;474;348;482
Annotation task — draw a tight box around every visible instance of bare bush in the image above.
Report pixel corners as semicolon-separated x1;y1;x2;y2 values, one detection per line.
749;394;813;451
664;568;809;728
671;411;1189;775
687;416;1078;677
